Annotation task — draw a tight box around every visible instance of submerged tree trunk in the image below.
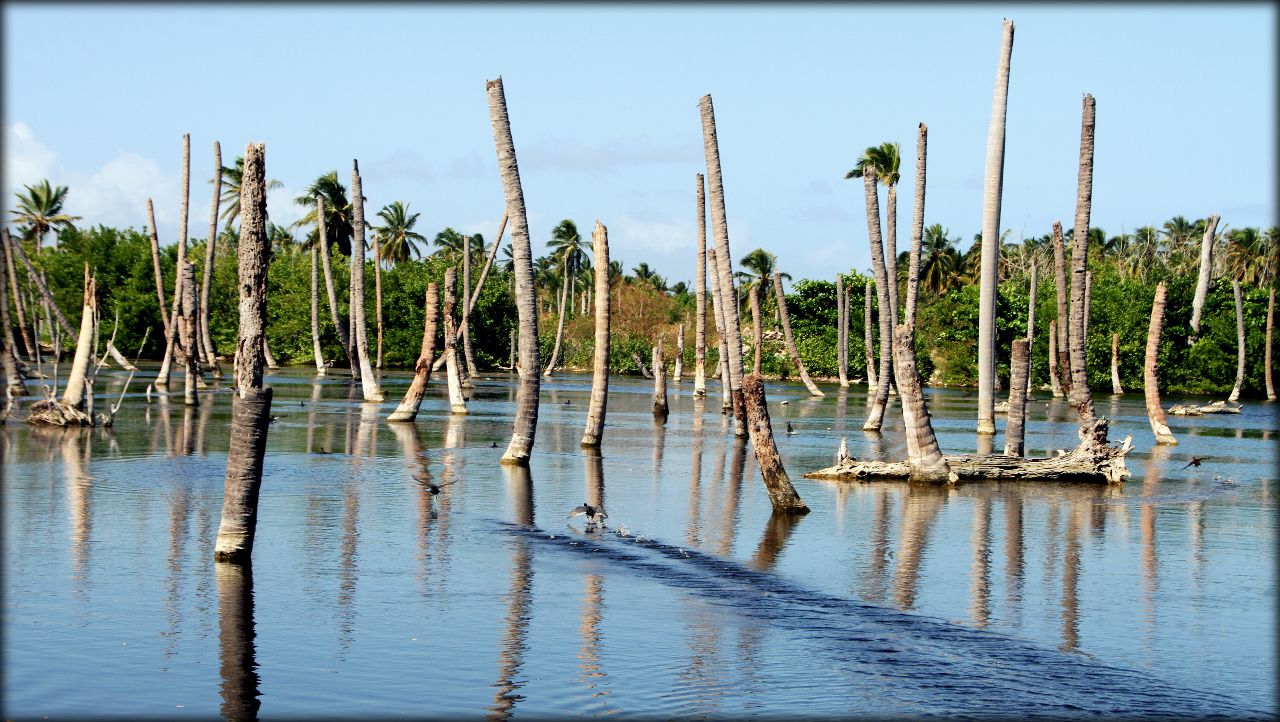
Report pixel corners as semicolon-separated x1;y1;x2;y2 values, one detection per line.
544;263;570;377
1049;319;1063;396
200;140;223;377
387;282;439;422
488;77;541;464
1266;288;1275;401
157;133;194;389
742;374;809;513
749;283;763;376
316;198;355;376
1110;332;1124;394
581;221;611;447
1144;282;1176;445
652;341;668;420
1229;279;1245;403
1052;221;1072;396
707;247;733;414
443;267;468;414
861;167;894;431
1026;261;1037;396
837;274;849;387
310;247;325;373
864;281;878;389
892;324;955;483
61;266;96;411
349;161;382;401
214;142;273;563
977;18;1015;436
1068;94;1096;428
1004;339;1030;457
1188;214;1221;343
773;271;823;396
694;173;708;396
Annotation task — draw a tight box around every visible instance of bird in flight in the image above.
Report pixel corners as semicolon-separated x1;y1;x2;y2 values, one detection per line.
569;502;607;526
423;479;458;496
1182;456;1212;469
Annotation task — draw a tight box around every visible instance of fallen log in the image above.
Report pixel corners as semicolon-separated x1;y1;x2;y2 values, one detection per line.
1168;400;1241;416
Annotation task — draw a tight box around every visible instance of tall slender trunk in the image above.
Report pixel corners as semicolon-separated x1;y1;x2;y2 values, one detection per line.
700;94;747;436
749;283;763;376
310;246;325;372
1110;332;1124;394
488;77;540;464
3;228;34;358
1083;270;1092;350
1188;214;1221;343
1144;282;1176;445
214;142;273;563
1026;261;1037;396
898;125;930;463
892;324;954;483
1228;279;1246;402
443;267;467;414
652;340;668;419
180;260;200;406
977;18;1015;435
316;198;355;376
885;184;899;326
905;122;928;329
1004;339;1030;457
157;133;193;388
146;198;170;341
461;237;478;381
865;281;878;388
0;233;23;400
61;266;96;411
836;274;848;387
436;213;510;374
1068;94;1096;428
1052;221;1072;396
387;282;439;422
674;322;684;381
349;160;382;401
861;167;894;431
374;236;384;370
1266;287;1275;400
581;221;611;447
200;141;222;376
707;247;733;414
694;173;708;396
1049;319;1063;396
9;220;74;339
543;265;570;376
773;271;823;396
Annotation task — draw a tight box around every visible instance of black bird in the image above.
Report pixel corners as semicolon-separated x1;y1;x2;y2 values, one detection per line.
564;399;572;405
1182;456;1212;469
569;501;607;524
270;415;280;423
316;447;330;455
490;441;499;448
786;421;797;435
299;401;305;407
423;479;458;496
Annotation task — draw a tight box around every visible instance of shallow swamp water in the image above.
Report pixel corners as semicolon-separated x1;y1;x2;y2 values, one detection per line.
3;367;1276;719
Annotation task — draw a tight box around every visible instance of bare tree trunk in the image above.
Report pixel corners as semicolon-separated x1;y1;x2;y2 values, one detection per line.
742;374;809;513
310;247;325;373
1068;95;1097;428
1144;282;1176;445
374;235;384;370
435;212;509;374
1004;339;1030;457
316;198;355;377
61;266;96;410
892;324;954;483
861;167;894;431
1188;214;1221;343
388;283;439;422
905;123;928;329
8;227;74;339
1052;221;1072;396
157;134;193;388
897;125;931;464
977;19;1015;436
652;341;668;420
461;237;478;382
1110;332;1124;394
0;237;26;399
261;336;278;370
694;173;708;396
1229;278;1245;402
1267;287;1275;401
773;271;822;396
836;274;848;387
708;247;733;414
674;322;684;381
865;281;878;389
700;94;747;436
180;260;200;406
146;198;171;341
885;184;899;326
349;160;382;401
749;283;763;376
443;267;468;414
200;141;223;377
488;77;540;464
1026;260;1037;396
1049;319;1063;396
3;228;34;359
1083;270;1092;350
581;221;611;447
544;265;570;377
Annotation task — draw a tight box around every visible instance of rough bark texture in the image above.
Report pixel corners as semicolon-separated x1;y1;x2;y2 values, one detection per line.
862;167;893;431
443;267;467;414
700;94;747;436
1083;270;1093;349
200;141;222;376
652;341;668;420
773;271;823;396
1004;339;1030;457
488;77;540;464
374;233;384;370
1026;261;1037;396
581;221;611;447
1049;319;1063;396
316;198;354;375
213;387;272;562
977;19;1015;436
1189;214;1220;341
742;374;809;514
543;263;570;376
349;161;382;401
146;198;170;340
885;184;899;326
156;134;193;389
707;247;733;414
865;282;878;389
1267;288;1275;400
1143;283;1176;445
836;274;848;386
387;282;439;422
749;283;763;376
3;228;34;359
310;247;325;372
261;336;278;370
1052;221;1072;396
674;323;684;381
61;267;96;410
905;123;928;329
1;254;22;394
892;324;954;483
1110;332;1124;394
180;260;200;407
694;173;708;396
1068;95;1096;428
1229;279;1245;402
461;235;477;381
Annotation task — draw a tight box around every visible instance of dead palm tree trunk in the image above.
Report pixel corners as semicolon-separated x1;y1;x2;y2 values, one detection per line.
1266;287;1275;400
1188;214;1221;343
1229;278;1246;402
892;325;955;483
349;160;382;401
749;283;763;376
157;133;194;388
310;246;325;373
1083;270;1093;348
3;228;34;359
461;237;478;382
700;94;747;436
652;340;668;420
1004;339;1030;457
1144;282;1176;445
837;274;848;387
262;336;279;370
543;264;570;377
0;237;23;401
1110;332;1124;394
977;18;1015;436
694;173;708;396
488;77;541;464
1049;319;1063;396
865;281;878;388
9;218;74;339
1026;261;1037;396
373;234;384;370
861;167;894;431
742;374;809;512
387;282;439;422
905;123;928;329
897;125;930;463
581;221;611;447
147;198;171;343
1068;94;1097;428
773;271;823;396
434;213;509;375
707;247;733;414
1052;221;1072;396
443;267;467;414
200;141;223;377
885;185;899;327
674;322;684;381
316;198;355;377
61;266;96;411
180;260;200;406
214;142;273;563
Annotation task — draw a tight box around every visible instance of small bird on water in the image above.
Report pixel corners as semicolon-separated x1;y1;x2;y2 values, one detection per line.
1182;456;1212;469
490;441;499;448
569;502;607;526
786;421;797;435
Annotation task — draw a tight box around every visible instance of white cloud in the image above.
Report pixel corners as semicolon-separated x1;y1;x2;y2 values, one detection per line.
3;122;58;191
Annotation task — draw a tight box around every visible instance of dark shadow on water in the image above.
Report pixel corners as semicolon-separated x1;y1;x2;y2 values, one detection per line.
894;484;947;611
750;511;805;572
216;560;260;722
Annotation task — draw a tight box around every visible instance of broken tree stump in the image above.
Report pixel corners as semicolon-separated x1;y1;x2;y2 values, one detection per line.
742;373;809;513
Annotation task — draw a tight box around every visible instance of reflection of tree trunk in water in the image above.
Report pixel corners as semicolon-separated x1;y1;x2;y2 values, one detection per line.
968;497;992;628
196;395;213;456
491;464;534;721
717;438;747;556
1003;495;1024;611
861;487;894;604
893;488;944;610
60;429;92;599
305;381;322;453
749;511;804;571
687;405;704;546
158;394;174;456
388;420;435;594
337;473;359;654
165;476;191;659
652;414;667;488
1059;502;1082;653
216;561;261;722
576;572;607;701
179;404;196;456
1139;447;1161;648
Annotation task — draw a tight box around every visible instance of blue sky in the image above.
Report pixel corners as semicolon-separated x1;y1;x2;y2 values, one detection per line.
3;3;1274;287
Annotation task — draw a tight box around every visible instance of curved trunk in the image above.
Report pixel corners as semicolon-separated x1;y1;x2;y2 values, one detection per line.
864;281;878;388
146;199;171;341
652;341;668;419
310;247;325;372
1144;282;1176;445
200;141;222;376
1068;95;1096;428
905;123;928;329
581;222;611;447
893;323;954;483
861;167;894;431
749;283;763;376
435;212;509;374
61;267;96;411
773;271;823;396
261;334;278;370
1004;339;1030;457
349;160;382;401
836;275;848;386
488;77;540;464
9;236;73;340
977;19;1015;435
387;282;439;422
1052;221;1072;395
694;173;708;396
1026;261;1037;396
543;265;570;376
373;236;384;370
316;198;355;375
707;247;733;414
700;94;747;436
1110;332;1124;394
443;267;467;414
1188;214;1221;342
1228;279;1245;402
1266;288;1275;400
742;374;809;513
1048;319;1063;396
157;134;193;389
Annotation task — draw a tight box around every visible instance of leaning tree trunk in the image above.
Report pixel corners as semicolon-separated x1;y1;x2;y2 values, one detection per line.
434;212;509;374
861;166;894;431
1052;220;1072;396
543;265;570;377
146;198;171;342
200;140;223;377
1228;278;1246;402
316;198;355;377
373;235;384;370
1188;214;1221;343
898;125;930;464
1144;282;1176;445
310;246;325;373
3;228;34;359
748;283;763;376
865;281;878;389
652;341;668;421
700;94;747;436
8;224;74;339
214;141;273;564
60;266;96;411
0;236;23;400
977;18;1015;436
461;236;478;382
892;324;955;483
1049;319;1063;396
1004;339;1030;457
581;221;611;447
694;173;708;396
836;274;848;387
1266;287;1275;401
387;282;439;422
905;123;928;329
773;271;823;396
1068;94;1097;428
157;133;193;389
261;336;279;370
742;374;810;513
1026;261;1037;396
443;267;468;414
1110;332;1124;394
708;247;733;414
349;160;382;401
488;77;541;464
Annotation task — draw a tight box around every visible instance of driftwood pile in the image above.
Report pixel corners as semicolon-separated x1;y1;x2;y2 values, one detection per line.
1167;400;1241;416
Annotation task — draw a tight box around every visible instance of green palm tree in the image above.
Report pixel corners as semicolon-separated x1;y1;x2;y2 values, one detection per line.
847;142;902;319
267;223;297;257
292;171;356;257
11;180;81;250
918;224;960;296
373;201;426;266
543;219;584;375
433;227;468;264
218;156;283;229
